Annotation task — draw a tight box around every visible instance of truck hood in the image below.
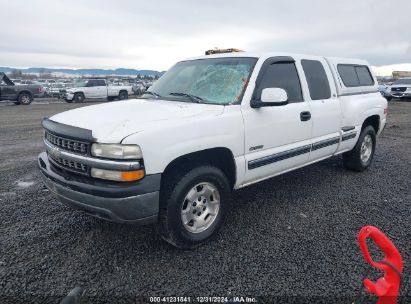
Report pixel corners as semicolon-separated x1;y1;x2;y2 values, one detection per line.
49;98;225;142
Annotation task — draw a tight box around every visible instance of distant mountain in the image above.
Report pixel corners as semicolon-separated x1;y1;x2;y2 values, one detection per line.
0;67;165;77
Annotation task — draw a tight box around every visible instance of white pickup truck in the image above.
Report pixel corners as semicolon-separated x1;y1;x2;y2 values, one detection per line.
63;79;133;102
38;51;387;248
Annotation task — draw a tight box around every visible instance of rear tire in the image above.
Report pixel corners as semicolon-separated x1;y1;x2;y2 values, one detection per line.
73;93;85;103
386;96;392;101
343;125;376;172
18;92;33;105
157;165;231;249
118;91;128;100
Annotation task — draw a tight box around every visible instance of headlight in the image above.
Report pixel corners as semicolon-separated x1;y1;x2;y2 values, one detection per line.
406;88;411;92
91;143;143;159
91;168;145;182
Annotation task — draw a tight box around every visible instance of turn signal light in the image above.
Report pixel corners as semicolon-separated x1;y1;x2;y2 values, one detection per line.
121;170;145;181
91;168;145;182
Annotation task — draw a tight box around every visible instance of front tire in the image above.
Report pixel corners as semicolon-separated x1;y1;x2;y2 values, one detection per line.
343;125;376;172
118;91;128;100
73;93;85;103
18;92;33;105
157;165;231;249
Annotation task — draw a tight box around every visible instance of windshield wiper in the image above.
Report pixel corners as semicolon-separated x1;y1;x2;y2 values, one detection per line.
142;91;162;98
169;92;205;103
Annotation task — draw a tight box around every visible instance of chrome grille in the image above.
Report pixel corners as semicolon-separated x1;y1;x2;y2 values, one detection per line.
48;152;89;175
391;87;406;92
45;131;89;154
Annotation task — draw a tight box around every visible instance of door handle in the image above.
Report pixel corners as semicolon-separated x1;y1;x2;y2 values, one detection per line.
300;111;311;121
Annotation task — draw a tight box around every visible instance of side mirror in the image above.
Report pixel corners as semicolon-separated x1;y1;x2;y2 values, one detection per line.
251;88;288;108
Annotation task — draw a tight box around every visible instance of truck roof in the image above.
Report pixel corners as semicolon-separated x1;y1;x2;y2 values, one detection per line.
184;51;370;66
183;51;376;96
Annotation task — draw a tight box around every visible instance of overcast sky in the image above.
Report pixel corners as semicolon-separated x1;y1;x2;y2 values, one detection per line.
0;0;410;75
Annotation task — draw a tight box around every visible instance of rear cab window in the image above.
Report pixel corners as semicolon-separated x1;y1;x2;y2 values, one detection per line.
301;59;331;100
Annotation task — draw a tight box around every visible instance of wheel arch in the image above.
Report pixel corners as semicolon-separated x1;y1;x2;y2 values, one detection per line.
362;115;380;134
18;90;33;98
161;147;237;190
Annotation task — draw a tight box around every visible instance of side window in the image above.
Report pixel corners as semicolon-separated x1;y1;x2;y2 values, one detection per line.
337;65;358;87
337;64;374;87
301;59;331;100
257;61;303;102
356;66;374;86
86;80;95;87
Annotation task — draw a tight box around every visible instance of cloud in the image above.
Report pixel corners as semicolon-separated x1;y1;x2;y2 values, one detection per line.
0;0;410;73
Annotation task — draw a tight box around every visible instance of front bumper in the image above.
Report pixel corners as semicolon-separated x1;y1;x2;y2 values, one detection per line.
64;92;74;100
38;152;160;224
390;92;411;98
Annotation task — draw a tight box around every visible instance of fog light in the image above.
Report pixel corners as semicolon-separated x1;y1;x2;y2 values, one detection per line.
91;168;145;181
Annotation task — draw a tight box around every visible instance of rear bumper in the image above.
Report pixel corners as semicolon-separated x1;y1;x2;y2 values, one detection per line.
38;152;160;224
379;117;387;136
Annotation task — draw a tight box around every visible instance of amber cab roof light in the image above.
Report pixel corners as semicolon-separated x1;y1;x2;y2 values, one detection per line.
205;48;244;55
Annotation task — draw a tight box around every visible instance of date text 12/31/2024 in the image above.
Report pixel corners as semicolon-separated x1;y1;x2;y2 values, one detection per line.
149;296;257;303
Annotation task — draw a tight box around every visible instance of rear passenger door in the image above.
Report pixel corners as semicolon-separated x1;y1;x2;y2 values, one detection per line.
300;58;342;161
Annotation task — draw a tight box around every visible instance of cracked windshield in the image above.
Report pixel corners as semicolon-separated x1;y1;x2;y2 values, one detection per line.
143;57;257;104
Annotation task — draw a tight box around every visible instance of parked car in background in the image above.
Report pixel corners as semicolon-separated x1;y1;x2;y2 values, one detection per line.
19;80;41;85
378;84;391;101
132;82;146;95
0;73;46;105
11;79;22;84
389;78;411;100
46;83;66;98
38;51;387;248
63;79;133;102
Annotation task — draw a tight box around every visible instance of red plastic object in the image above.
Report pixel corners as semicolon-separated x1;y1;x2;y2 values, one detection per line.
358;226;403;304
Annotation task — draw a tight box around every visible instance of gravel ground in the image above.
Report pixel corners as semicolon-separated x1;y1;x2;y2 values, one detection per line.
0;100;410;304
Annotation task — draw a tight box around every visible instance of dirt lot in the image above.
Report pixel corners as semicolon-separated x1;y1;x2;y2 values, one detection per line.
0;100;410;303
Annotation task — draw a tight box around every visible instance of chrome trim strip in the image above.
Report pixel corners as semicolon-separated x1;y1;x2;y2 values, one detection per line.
248;145;311;170
44;139;141;171
311;137;340;151
248;132;358;170
342;132;357;141
338;90;378;97
341;126;355;132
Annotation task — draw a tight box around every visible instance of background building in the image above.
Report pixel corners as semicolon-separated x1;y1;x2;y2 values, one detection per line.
392;71;411;79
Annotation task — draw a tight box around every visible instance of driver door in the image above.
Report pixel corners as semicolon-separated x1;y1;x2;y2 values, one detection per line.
241;57;312;185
